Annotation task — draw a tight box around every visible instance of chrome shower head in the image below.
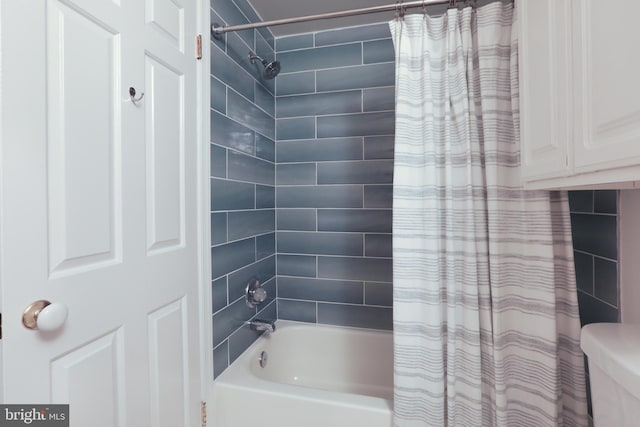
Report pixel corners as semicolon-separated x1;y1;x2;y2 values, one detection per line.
249;51;281;80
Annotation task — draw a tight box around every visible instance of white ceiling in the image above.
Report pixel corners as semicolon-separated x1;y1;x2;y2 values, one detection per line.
246;0;398;37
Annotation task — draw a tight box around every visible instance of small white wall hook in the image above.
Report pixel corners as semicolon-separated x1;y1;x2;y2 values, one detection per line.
129;86;144;105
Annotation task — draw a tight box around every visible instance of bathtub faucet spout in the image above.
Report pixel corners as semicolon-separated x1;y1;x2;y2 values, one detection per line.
247;319;276;333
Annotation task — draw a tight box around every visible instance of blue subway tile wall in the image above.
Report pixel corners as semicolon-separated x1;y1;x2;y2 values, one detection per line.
277;254;317;277
317;160;394;184
274;23;395;332
317;209;392;233
210;0;276;379
364;282;393;306
364;185;393;208
227;90;275;140
317;303;393;330
277;185;363;208
214;8;505;377
211;0;254;47
278;277;364;304
275;71;316;96
363;39;395;64
276;43;363;73
317;111;395;138
569;190;619;325
277;90;363;118
365;135;395;160
277;231;363;256
277;209;316;231
568;190;620;417
213;10;611;384
211;7;615;391
275;117;316;140
276;163;317;185
314;22;391;46
363;87;396;112
316;63;395;92
255;134;276;163
276;33;314;52
277;137;364;162
278;299;317;323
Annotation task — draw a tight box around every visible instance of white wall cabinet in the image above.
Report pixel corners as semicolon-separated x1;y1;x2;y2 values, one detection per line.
519;0;640;189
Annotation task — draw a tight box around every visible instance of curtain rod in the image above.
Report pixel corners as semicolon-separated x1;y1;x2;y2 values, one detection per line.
211;0;453;35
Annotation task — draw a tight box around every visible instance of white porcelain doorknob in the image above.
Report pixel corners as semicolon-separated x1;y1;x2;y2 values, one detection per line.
22;300;69;332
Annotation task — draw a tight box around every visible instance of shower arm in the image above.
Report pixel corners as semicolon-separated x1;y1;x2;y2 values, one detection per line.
247;51;281;80
249;52;266;65
211;0;455;34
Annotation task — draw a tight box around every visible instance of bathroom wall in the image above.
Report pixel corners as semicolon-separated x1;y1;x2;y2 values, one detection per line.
273;23;396;330
208;1;623;386
568;190;619;324
619;190;640;323
209;0;277;378
568;190;619;418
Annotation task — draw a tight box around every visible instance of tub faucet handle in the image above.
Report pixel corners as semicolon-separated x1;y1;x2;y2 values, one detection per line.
253;287;267;303
245;278;267;308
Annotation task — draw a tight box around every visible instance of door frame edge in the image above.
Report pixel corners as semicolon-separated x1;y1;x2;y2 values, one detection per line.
195;0;213;405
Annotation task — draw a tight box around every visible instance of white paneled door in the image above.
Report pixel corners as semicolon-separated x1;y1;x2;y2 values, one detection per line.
0;0;203;426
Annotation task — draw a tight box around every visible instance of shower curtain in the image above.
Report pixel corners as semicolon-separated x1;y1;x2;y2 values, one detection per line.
390;3;588;427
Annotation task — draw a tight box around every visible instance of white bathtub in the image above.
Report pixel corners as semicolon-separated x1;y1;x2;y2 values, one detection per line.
212;320;393;427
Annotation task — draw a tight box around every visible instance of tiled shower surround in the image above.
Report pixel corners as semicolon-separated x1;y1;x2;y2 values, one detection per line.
568;190;620;417
209;0;621;382
210;1;395;378
210;0;277;378
569;190;619;325
274;24;395;329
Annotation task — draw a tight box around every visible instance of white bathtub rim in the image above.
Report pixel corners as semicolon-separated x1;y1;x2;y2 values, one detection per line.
263;319;392;337
214;380;393;414
214;320;394;412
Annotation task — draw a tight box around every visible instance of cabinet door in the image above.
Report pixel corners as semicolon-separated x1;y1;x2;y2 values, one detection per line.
573;0;640;173
518;0;573;181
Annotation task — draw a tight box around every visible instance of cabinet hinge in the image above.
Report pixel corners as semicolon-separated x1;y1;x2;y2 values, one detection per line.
195;35;203;60
200;401;207;427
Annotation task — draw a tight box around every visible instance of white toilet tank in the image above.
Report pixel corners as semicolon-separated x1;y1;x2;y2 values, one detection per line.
581;323;640;427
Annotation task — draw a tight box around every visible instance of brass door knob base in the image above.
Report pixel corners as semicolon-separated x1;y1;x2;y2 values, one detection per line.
23;300;68;331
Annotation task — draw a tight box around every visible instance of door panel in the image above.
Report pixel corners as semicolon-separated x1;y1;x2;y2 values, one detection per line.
146;0;185;52
145;55;185;254
46;0;123;276
50;330;126;427
148;298;190;427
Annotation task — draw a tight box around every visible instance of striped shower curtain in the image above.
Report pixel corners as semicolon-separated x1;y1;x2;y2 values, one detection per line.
390;3;588;427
